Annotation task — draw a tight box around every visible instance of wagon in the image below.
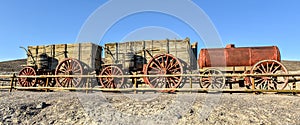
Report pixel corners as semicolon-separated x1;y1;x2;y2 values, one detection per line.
100;37;198;90
198;44;289;90
18;43;102;87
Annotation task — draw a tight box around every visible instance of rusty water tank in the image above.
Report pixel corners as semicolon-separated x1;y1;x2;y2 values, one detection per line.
198;44;281;68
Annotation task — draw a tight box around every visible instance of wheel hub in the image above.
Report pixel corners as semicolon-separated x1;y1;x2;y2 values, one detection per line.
161;68;167;75
66;70;73;75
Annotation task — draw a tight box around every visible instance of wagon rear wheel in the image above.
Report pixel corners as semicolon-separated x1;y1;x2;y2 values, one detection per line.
99;66;125;89
250;60;289;90
18;67;37;87
55;58;83;87
143;54;183;92
200;69;225;89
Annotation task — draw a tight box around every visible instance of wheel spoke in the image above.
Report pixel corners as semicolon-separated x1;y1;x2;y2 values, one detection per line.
150;77;160;83
271;66;281;73
257;66;265;73
166;59;175;70
260;64;267;73
273;80;279;90
270;62;275;73
167;61;179;70
266;62;269;73
161;56;165;68
149;66;161;71
152;60;162;70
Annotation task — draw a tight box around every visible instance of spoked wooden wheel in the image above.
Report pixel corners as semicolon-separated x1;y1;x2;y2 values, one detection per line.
143;54;183;92
18;67;37;87
55;58;83;87
99;66;125;88
200;69;226;89
250;60;289;90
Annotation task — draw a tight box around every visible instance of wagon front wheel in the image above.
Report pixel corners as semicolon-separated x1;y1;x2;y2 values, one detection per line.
200;69;225;89
55;58;83;87
99;66;125;89
18;67;37;87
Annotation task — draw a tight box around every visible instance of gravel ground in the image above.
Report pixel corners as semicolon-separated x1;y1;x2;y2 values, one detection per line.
0;91;299;125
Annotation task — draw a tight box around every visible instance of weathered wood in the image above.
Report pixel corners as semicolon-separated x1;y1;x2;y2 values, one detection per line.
104;38;198;70
26;43;102;71
9;74;15;92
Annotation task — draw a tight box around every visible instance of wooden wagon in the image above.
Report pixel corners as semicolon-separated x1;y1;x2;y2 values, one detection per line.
18;43;102;87
100;37;198;90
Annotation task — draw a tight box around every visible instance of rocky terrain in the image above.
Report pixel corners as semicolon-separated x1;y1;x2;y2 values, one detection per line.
0;91;299;125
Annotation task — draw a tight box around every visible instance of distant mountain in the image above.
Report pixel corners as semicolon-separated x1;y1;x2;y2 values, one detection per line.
282;60;300;71
0;59;26;72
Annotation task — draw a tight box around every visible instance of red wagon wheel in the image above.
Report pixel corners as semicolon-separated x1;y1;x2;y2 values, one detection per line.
55;58;83;87
143;54;183;92
250;60;289;90
200;68;225;89
99;66;125;88
18;67;36;87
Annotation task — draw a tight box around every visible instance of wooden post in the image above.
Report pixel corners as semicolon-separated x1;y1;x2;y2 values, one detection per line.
133;72;137;94
86;77;91;94
86;80;88;94
9;74;16;92
293;76;296;95
229;82;233;94
230;67;236;94
251;77;255;94
45;77;49;92
189;72;192;93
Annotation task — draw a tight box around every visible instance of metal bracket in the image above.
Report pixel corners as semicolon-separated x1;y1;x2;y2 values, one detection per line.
20;46;36;65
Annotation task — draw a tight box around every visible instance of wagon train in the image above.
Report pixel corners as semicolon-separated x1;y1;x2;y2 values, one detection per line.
17;37;290;91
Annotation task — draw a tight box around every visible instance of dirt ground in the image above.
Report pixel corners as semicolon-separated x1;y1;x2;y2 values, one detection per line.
0;91;299;125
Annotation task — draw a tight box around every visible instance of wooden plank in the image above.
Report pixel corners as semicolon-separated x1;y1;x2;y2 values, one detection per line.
103;38;196;70
27;43;102;70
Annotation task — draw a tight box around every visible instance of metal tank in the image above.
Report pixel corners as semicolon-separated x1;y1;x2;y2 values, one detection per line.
198;44;281;68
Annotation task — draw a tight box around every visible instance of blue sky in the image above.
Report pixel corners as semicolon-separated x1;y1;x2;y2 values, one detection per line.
0;0;299;61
